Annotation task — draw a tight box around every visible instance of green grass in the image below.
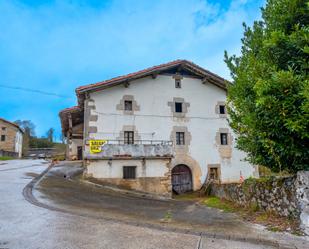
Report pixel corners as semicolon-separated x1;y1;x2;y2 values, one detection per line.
53;143;66;152
164;210;172;220
203;197;237;212
51;154;66;161
0;156;13;160
255;212;269;222
202;197;301;235
173;191;201;200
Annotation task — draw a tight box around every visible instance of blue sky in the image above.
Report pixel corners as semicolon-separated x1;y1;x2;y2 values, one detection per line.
0;0;264;140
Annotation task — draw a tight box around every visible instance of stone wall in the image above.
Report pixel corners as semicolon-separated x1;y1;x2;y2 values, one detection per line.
85;176;171;198
0;119;19;153
210;171;309;234
0;149;18;158
84;158;172;198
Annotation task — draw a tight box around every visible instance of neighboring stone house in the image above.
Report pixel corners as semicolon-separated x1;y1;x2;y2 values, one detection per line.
59;107;84;160
0;118;23;158
60;60;258;197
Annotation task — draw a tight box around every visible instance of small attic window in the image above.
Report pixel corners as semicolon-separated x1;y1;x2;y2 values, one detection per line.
175;79;181;88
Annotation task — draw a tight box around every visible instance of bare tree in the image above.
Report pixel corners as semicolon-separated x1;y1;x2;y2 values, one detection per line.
46;128;55;143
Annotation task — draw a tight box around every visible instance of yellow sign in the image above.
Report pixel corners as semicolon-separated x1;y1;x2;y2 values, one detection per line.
89;140;107;154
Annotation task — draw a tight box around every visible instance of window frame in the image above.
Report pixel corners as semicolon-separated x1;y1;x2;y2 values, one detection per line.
124;131;134;144
175;79;181;88
1;135;6;142
219;105;226;114
1;127;6;131
220;133;228;145
176;132;185;145
123;166;136;179
209;167;219;180
124;100;133;111
175;102;183;113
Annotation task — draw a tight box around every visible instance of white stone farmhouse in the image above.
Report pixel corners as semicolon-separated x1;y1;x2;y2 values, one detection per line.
60;60;258;197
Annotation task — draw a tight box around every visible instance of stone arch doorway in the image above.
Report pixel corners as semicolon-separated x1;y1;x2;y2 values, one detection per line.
171;155;202;191
172;164;193;194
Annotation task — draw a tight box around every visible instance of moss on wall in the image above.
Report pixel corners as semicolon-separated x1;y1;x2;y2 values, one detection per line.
211;176;299;218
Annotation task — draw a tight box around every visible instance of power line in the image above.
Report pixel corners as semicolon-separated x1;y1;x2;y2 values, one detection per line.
0;84;73;99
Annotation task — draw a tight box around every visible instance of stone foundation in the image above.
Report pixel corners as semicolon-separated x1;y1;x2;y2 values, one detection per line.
84;158;172;198
84;176;172;198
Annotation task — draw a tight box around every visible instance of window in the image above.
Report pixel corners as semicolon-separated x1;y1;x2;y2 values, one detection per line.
123;166;136;179
219;105;226;114
175;79;181;88
209;168;219;181
1;135;5;141
124;131;134;144
220;133;228;145
175;102;183;113
124;100;133;111
1;127;6;131
176;132;185;145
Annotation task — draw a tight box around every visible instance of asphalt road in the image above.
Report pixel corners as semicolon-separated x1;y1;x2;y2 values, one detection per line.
0;160;307;249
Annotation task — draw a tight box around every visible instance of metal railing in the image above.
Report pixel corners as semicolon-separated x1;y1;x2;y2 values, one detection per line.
105;140;173;146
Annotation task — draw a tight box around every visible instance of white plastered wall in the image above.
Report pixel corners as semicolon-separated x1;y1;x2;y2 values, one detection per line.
86;159;169;178
14;131;23;158
69;139;83;159
85;74;257;185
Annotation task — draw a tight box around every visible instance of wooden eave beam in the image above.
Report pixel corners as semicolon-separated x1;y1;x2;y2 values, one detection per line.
68;113;73;135
151;72;158;79
176;64;184;72
124;80;130;88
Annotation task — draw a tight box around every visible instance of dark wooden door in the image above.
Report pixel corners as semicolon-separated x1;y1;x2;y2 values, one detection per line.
172;165;192;194
77;146;83;160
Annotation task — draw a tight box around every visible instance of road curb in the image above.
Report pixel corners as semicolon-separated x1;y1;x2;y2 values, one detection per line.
23;163;300;249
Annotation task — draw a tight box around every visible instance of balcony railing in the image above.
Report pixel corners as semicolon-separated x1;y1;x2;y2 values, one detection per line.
85;140;173;159
104;140;173;146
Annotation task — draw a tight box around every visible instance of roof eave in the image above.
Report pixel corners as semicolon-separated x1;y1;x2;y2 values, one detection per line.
74;60;230;107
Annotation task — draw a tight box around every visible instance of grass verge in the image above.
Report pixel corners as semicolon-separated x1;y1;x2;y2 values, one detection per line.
173;191;202;201
175;193;303;235
202;196;302;235
203;196;237;212
0;156;13;160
